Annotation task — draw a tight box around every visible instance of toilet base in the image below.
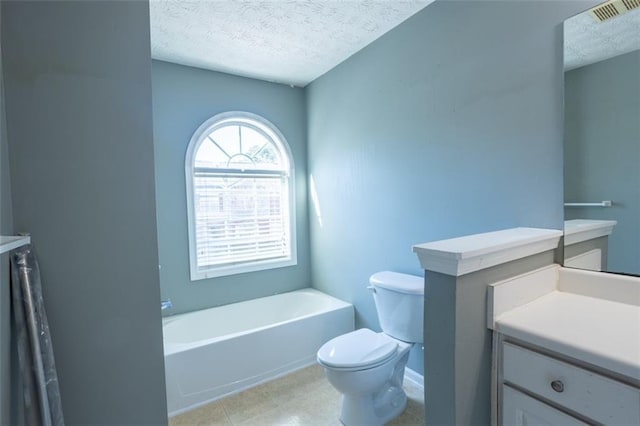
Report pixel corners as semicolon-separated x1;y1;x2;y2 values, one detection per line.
340;385;407;426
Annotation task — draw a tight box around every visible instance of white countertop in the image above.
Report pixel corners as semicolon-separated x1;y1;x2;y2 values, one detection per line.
496;290;640;382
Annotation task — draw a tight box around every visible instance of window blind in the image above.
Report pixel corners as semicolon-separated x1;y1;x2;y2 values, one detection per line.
193;173;291;269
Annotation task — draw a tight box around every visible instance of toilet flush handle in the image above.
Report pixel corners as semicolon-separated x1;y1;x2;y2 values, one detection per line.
367;285;376;293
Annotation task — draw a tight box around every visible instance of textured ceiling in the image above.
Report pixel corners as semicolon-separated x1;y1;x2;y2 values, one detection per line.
564;7;640;70
149;0;432;87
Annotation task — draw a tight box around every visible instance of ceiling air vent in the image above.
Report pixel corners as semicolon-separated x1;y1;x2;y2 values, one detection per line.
590;0;640;22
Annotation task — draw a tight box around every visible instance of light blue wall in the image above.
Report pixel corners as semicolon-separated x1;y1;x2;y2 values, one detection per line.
306;0;594;374
152;60;310;315
2;1;167;423
564;50;640;275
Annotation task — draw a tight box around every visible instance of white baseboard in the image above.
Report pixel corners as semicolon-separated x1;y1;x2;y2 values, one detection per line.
404;367;424;389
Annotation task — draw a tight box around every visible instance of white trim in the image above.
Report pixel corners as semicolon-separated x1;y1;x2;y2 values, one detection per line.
185;111;297;281
193;257;298;280
412;228;563;277
564;219;617;246
404;367;424;389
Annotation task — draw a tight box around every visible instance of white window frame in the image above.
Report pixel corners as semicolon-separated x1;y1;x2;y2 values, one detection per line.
185;111;297;280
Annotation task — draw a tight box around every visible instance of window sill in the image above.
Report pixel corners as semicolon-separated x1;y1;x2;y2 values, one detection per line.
190;256;297;281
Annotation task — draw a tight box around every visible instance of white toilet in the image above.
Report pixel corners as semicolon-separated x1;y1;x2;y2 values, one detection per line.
317;271;424;426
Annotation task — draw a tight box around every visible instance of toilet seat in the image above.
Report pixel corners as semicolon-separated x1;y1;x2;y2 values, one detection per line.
317;329;398;370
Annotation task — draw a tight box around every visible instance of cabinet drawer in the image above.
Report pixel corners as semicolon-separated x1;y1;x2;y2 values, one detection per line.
503;342;640;425
502;385;587;426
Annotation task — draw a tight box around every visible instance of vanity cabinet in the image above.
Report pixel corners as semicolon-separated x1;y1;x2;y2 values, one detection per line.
496;339;640;425
488;264;640;426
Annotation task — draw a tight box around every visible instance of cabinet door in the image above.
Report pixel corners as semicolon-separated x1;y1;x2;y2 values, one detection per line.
502;386;587;426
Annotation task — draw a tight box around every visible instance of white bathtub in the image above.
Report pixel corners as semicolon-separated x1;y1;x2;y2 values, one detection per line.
163;288;354;416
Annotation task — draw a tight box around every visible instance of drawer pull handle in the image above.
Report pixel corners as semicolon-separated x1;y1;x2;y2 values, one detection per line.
550;380;564;393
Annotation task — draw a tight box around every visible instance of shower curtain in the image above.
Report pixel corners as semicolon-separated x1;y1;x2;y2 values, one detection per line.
11;245;64;426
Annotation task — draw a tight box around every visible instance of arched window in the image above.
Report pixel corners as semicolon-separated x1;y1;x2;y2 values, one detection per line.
185;112;296;280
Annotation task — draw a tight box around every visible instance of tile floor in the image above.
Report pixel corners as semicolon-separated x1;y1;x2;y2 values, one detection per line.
168;364;424;426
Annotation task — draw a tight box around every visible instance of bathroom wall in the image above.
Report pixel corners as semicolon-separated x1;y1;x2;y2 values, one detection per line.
564;50;640;275
0;0;14;421
152;60;310;315
306;0;598;375
2;1;167;424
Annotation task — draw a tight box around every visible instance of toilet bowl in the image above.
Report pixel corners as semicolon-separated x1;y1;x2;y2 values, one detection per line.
317;271;424;426
317;329;413;425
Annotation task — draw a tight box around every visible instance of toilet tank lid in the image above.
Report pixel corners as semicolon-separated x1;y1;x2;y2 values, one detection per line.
369;271;424;295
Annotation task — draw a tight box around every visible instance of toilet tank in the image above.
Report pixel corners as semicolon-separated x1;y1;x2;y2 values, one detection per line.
369;271;424;343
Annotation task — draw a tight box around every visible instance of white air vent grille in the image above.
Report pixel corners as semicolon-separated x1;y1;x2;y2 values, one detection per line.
590;0;640;22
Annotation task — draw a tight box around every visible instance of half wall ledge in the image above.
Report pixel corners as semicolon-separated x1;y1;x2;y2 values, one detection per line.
412;227;563;277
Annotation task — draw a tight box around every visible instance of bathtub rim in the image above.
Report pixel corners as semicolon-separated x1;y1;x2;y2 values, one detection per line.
162;288;352;356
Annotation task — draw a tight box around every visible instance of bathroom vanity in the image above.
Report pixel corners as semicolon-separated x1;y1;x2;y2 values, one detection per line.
487;266;640;425
414;226;639;425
